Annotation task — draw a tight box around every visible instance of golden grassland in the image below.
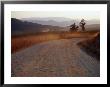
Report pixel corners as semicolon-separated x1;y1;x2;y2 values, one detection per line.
12;31;99;53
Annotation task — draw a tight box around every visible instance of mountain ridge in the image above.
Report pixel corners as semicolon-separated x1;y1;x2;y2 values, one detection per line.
22;17;100;27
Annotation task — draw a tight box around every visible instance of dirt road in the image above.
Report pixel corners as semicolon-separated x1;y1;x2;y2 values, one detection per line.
11;38;100;77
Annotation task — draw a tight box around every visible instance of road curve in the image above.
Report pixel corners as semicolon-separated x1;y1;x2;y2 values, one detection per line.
11;38;100;77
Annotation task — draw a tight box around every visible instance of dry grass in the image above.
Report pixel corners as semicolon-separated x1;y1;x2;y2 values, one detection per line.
77;32;100;60
12;31;99;53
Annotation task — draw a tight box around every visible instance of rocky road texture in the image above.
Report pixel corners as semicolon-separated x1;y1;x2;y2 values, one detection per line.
11;38;100;77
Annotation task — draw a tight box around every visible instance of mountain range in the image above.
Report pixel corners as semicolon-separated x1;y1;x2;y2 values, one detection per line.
11;18;65;36
12;18;100;36
22;17;100;27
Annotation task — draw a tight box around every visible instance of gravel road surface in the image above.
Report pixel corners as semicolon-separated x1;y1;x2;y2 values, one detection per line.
11;38;100;77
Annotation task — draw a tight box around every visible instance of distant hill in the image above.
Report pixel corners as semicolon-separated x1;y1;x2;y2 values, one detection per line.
22;17;100;27
85;24;100;31
12;18;100;36
11;18;65;36
66;24;100;31
22;17;74;27
22;17;73;22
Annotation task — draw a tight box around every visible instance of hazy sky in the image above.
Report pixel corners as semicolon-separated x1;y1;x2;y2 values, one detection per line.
11;11;100;20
